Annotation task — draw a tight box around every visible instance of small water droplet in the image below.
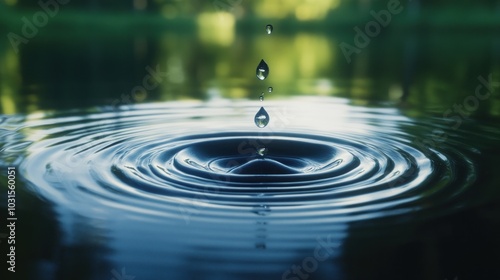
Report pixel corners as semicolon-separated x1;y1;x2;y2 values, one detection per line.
256;59;269;81
268;87;273;93
254;107;270;128
259;92;265;101
257;147;267;157
265;24;273;35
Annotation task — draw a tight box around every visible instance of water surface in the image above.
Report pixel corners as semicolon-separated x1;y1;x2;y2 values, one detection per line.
1;96;500;279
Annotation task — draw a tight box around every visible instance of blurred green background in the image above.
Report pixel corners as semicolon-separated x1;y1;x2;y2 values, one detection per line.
1;0;499;115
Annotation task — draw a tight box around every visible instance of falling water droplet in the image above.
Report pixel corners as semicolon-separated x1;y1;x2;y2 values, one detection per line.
256;59;269;81
265;24;273;35
257;147;267;157
259;92;265;101
254;107;270;128
268;87;273;93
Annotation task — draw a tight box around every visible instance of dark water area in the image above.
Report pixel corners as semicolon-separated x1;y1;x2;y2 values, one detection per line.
1;29;500;280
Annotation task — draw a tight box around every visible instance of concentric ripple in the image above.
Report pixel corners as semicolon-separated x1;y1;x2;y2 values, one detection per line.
127;132;428;199
7;98;481;224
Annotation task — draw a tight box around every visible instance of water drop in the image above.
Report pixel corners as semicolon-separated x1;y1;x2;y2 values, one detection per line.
259;92;265;101
257;147;267;157
256;59;269;81
254;107;270;128
265;24;273;35
268;87;273;93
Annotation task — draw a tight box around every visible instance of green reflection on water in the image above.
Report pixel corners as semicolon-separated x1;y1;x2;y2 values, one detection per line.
0;1;499;117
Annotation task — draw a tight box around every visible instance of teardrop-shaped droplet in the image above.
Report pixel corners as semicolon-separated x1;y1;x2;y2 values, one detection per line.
254;107;270;128
268;87;273;93
256;59;269;81
265;24;273;35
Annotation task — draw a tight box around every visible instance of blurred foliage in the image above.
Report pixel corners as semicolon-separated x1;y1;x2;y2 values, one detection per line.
0;0;499;116
1;0;500;30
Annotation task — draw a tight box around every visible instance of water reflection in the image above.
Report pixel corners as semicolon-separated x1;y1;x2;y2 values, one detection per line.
0;178;114;279
2;97;500;279
1;31;499;115
1;21;500;280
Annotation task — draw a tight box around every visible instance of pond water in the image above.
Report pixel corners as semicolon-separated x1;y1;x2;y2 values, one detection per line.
1;30;500;280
